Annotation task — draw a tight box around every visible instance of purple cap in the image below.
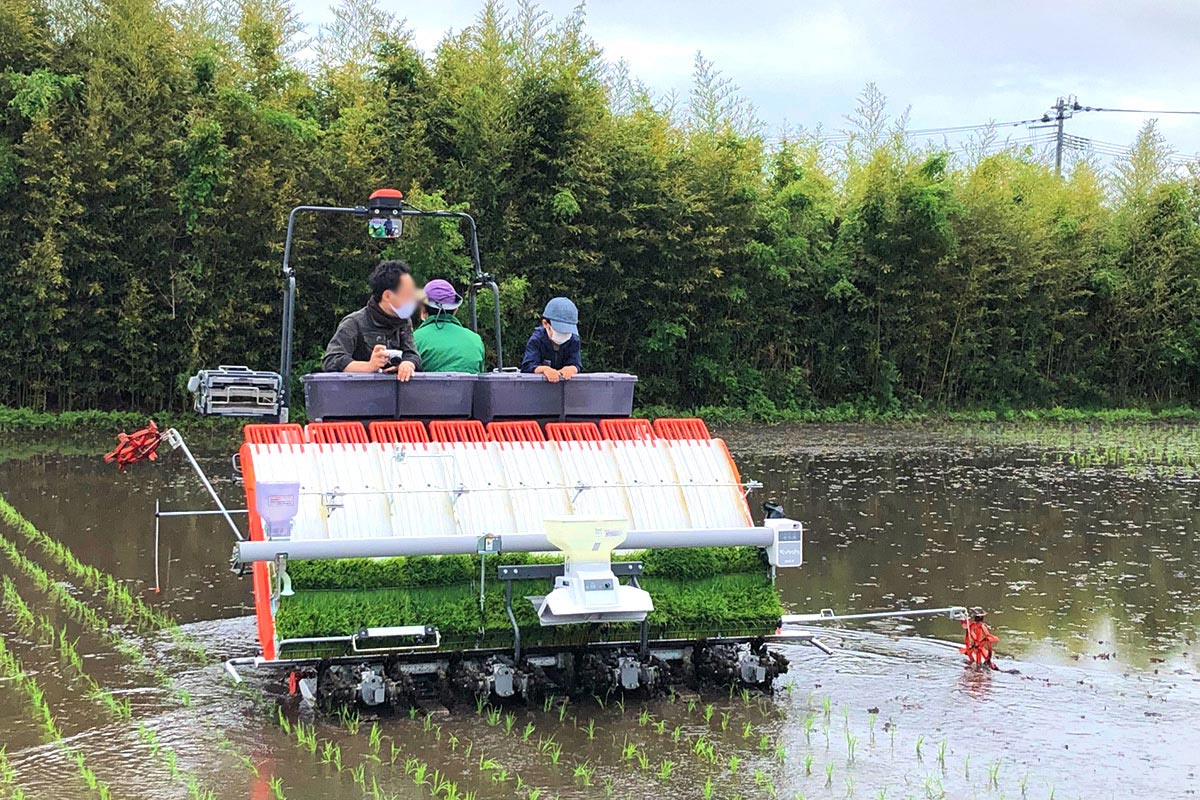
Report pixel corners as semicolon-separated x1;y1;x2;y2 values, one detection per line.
422;279;463;310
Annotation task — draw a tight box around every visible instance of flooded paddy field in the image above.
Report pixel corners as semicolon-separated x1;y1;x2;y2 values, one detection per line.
1;423;1197;799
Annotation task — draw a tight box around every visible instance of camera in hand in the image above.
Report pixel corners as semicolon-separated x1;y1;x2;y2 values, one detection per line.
383;348;406;367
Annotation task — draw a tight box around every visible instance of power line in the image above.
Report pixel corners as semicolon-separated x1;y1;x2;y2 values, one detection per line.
1078;106;1200;116
768;117;1051;145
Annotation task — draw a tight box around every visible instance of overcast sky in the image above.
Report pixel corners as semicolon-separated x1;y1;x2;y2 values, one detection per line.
294;0;1200;160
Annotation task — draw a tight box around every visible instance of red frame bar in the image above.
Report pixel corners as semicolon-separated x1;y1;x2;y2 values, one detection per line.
369;420;430;444
429;419;488;443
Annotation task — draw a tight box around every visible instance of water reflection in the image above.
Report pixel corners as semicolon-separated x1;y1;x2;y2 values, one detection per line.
1;424;1197;799
732;430;1200;671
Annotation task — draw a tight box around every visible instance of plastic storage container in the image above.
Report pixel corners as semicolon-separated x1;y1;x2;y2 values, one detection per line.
473;372;636;422
472;372;562;422
399;373;475;417
302;373;475;421
563;373;637;419
303;373;396;420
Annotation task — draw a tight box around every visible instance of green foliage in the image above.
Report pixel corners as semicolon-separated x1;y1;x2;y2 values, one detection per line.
0;1;1196;414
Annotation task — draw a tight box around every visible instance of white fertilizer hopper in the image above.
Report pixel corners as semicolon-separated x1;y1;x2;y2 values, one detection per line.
255;481;300;540
537;515;653;625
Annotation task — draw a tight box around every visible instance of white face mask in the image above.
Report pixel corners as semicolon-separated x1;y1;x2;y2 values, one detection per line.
390;299;417;320
548;327;572;345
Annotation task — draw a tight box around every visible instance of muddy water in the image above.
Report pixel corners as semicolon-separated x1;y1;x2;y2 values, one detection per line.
1;425;1197;799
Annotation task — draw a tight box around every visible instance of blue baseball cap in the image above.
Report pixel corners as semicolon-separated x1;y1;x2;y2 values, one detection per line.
542;297;579;336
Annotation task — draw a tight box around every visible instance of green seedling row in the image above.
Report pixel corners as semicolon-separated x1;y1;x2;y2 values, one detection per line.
274;703;515;800
0;523;193;698
0;633;111;798
0;743;28;800
1;578;219;800
0;514;260;779
0;495;194;650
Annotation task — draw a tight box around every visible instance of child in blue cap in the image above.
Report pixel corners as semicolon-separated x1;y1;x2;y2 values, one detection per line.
520;297;582;382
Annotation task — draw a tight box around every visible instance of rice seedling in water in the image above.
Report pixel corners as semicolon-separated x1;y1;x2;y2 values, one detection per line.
656;759;674;781
915;734;924;761
989;758;1001;788
703;703;715;723
728;755;740;774
937;739;947;768
845;730;857;764
621;738;637;761
1;576;36;632
522;722;535;742
268;776;285;800
572;763;594;786
804;753;812;775
825;762;834;786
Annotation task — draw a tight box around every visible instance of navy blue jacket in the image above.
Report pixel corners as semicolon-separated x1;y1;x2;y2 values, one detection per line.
520;326;582;373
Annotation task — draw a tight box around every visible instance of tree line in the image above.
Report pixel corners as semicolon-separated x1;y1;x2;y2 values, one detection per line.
1;0;1197;415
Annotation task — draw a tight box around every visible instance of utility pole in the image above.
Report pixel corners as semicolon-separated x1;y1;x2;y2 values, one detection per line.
1032;95;1081;176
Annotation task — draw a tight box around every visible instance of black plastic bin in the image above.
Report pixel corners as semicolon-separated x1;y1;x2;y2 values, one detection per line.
302;372;475;421
472;373;560;422
563;373;637;418
473;372;636;422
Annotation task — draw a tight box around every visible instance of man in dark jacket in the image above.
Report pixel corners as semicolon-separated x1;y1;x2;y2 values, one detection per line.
322;260;422;380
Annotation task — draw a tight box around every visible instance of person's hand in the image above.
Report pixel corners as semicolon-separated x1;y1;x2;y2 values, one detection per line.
535;366;560;383
559;365;578;380
396;361;416;382
368;344;389;371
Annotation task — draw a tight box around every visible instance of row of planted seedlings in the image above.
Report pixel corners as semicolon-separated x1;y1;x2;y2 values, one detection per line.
0;498;276;790
0;496;204;660
455;679;790;799
454;693;665;797
746;685;1053;800
0;491;553;800
0;630;114;799
0;743;26;800
269;693;558;800
1;574;222;800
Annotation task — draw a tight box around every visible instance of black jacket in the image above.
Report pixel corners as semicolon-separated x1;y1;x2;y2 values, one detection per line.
322;300;421;372
520;325;582;373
